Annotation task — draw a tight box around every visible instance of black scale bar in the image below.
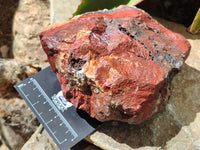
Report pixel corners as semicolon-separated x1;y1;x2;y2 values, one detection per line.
14;67;101;150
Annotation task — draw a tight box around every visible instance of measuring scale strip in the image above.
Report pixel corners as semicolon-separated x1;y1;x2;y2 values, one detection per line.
17;78;78;144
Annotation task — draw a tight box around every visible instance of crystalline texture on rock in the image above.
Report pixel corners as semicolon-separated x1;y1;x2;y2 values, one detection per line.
40;6;190;124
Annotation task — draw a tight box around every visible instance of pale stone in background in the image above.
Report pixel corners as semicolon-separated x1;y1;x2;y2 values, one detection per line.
185;39;200;71
50;0;82;23
13;0;50;68
0;97;39;149
21;125;59;150
0;144;9;150
0;122;24;150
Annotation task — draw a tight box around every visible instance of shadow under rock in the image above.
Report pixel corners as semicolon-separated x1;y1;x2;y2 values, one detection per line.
96;63;200;149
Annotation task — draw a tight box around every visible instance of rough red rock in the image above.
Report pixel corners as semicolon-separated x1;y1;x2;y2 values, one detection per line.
40;6;190;124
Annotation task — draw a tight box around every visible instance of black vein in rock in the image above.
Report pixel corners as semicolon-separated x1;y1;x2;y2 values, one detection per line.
118;24;154;61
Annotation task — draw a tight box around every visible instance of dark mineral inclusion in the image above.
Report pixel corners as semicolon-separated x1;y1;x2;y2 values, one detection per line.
40;6;190;124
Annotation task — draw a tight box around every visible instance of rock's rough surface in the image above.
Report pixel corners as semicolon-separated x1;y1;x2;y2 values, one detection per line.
40;6;190;124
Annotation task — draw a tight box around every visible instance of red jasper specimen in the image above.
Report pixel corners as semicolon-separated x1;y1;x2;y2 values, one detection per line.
40;6;190;124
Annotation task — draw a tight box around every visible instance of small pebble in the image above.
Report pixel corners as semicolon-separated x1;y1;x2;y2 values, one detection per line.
0;45;9;58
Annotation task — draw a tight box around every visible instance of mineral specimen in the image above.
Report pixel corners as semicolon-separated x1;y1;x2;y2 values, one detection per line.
40;6;190;124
